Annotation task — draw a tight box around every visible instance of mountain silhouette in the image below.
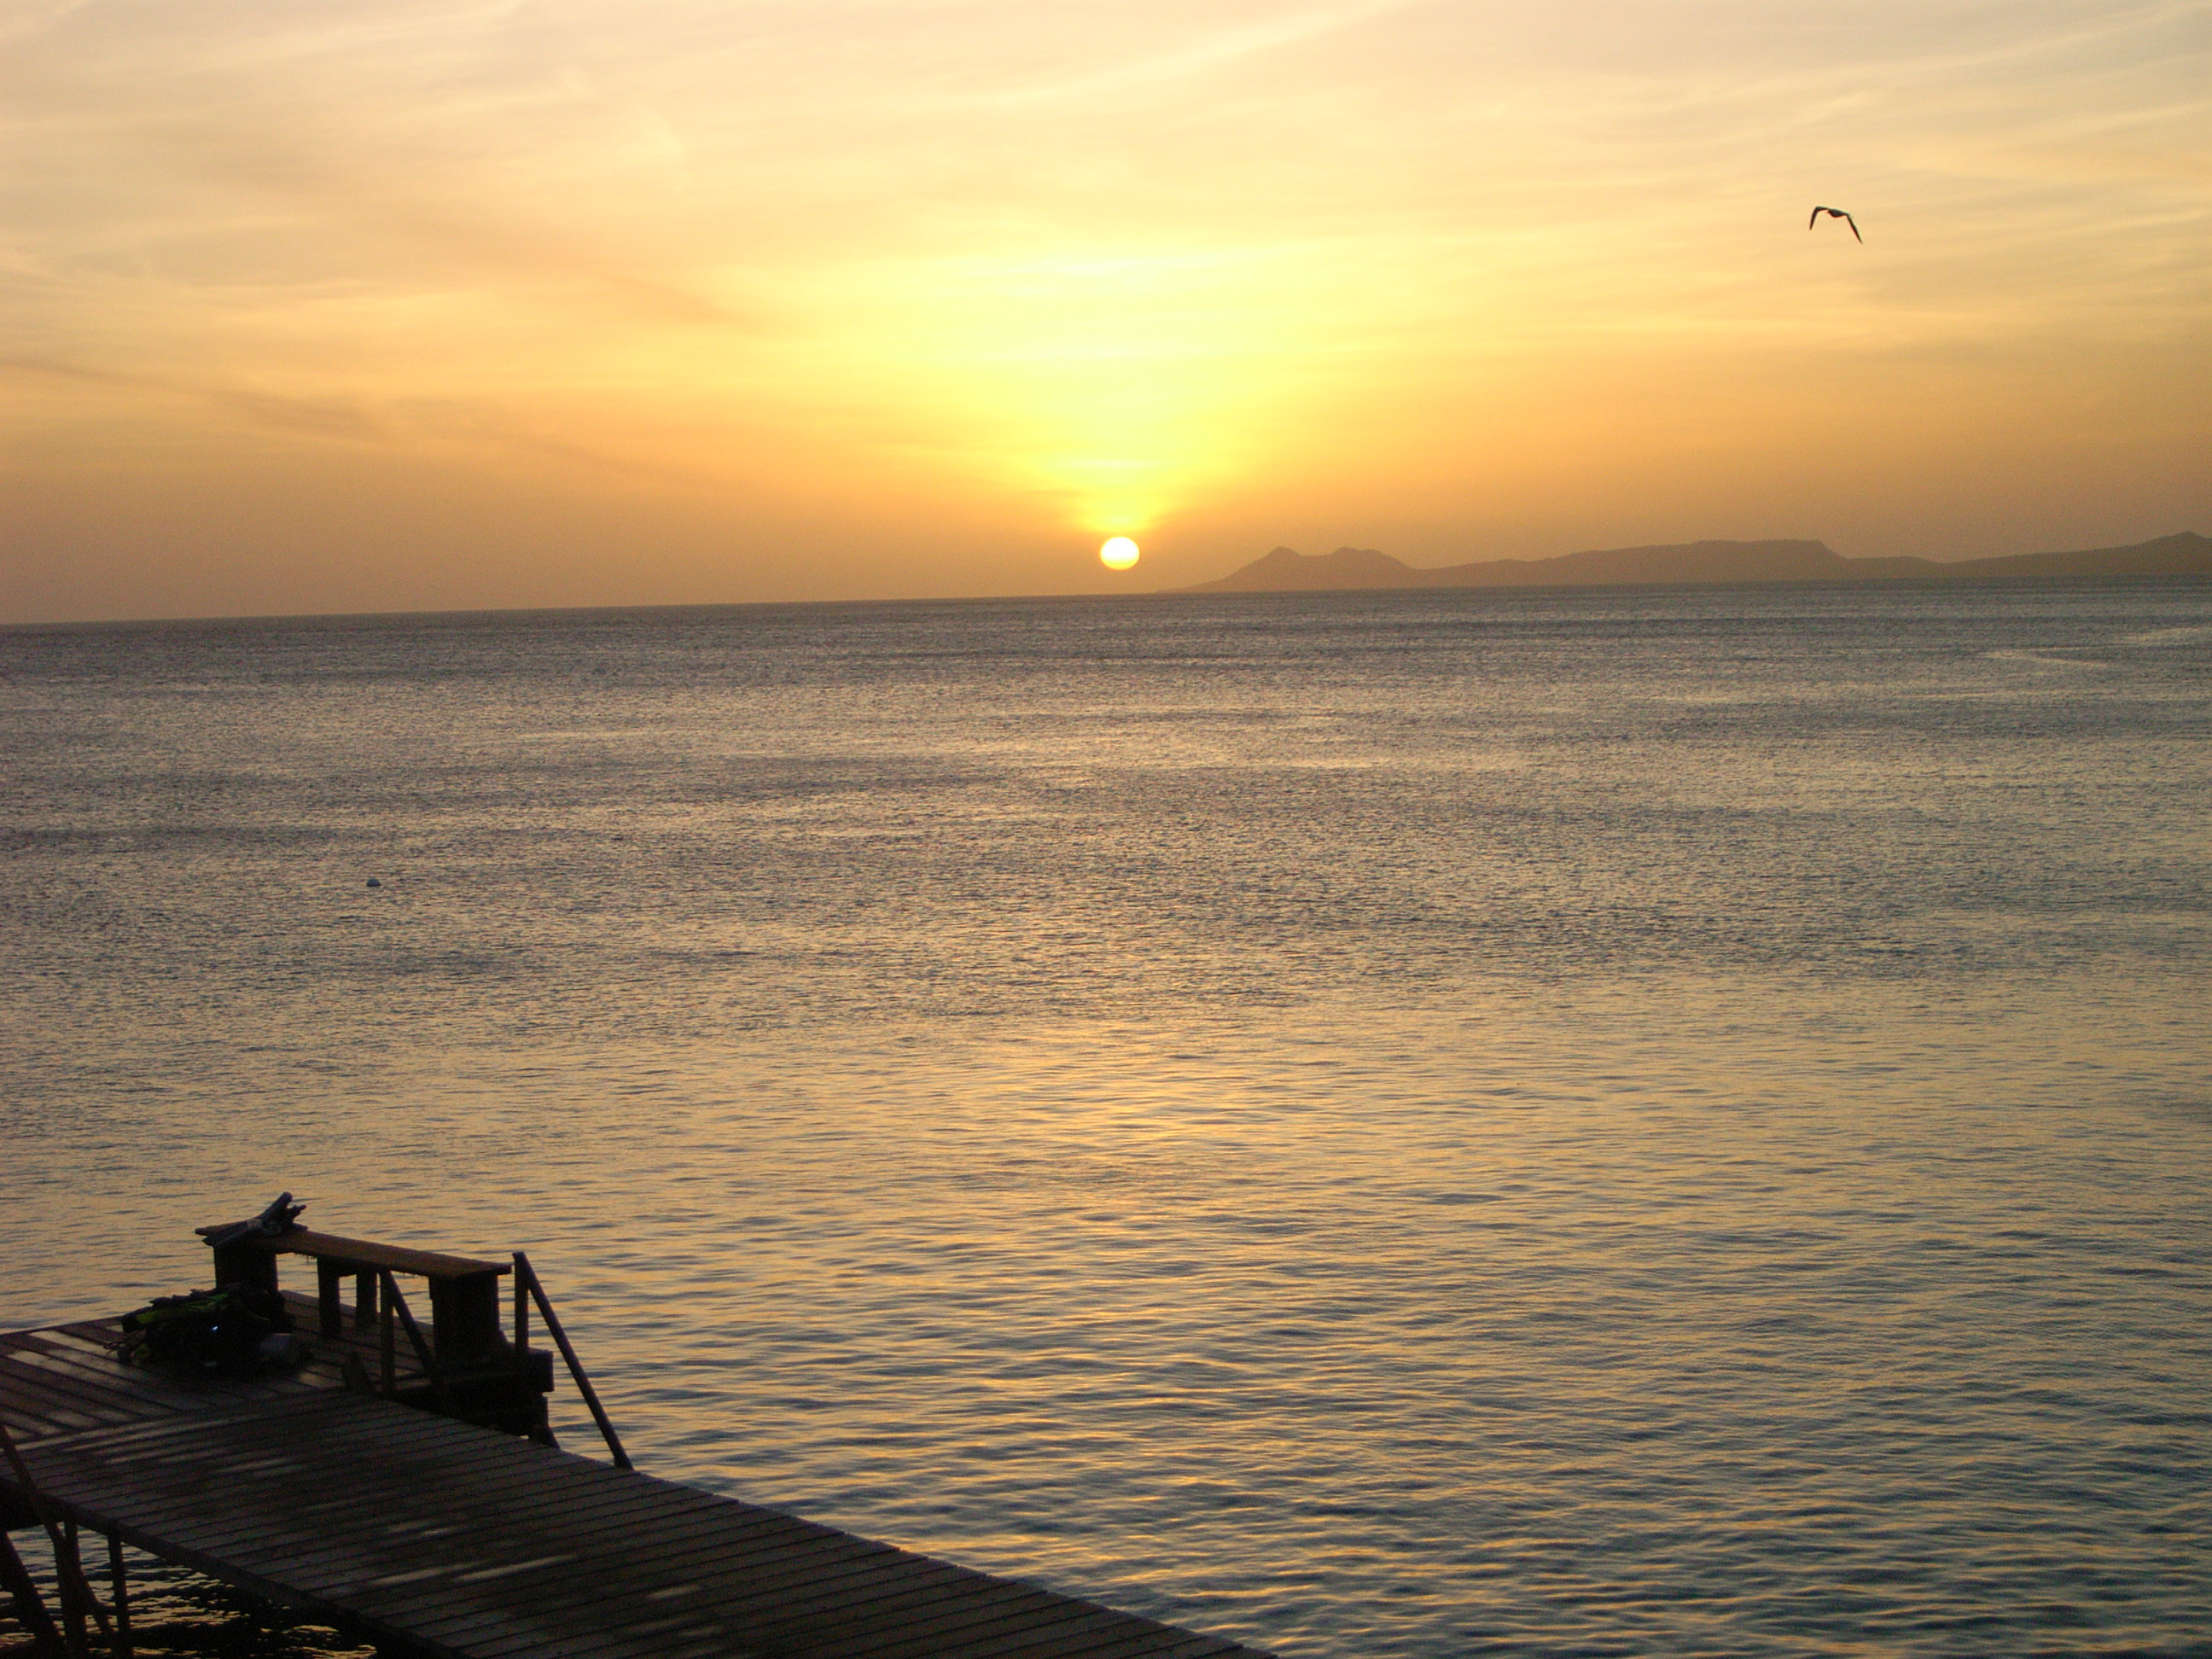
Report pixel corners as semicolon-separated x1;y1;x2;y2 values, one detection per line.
1173;533;2210;593
1184;545;1421;591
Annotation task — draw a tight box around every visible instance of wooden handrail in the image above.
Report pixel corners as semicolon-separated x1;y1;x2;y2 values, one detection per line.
512;1254;632;1470
196;1225;507;1281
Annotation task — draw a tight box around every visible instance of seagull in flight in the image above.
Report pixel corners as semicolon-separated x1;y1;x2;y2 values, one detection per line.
1809;206;1861;242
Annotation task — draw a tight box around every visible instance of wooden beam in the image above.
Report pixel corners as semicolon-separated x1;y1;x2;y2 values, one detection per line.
195;1227;509;1282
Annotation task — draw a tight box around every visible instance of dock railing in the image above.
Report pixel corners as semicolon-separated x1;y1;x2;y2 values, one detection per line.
195;1219;629;1464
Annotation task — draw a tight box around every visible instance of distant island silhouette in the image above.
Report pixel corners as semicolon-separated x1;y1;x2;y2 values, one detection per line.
1173;533;2211;594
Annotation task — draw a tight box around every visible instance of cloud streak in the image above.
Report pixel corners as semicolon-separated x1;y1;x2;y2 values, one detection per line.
941;0;1429;107
1;354;387;441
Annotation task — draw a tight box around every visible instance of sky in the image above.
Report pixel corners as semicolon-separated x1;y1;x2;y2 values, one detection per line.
3;0;2207;622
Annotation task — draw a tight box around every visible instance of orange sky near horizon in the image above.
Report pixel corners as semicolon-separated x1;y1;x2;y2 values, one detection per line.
3;0;2207;623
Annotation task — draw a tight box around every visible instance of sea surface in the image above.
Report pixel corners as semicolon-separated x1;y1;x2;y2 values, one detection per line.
3;581;2209;1657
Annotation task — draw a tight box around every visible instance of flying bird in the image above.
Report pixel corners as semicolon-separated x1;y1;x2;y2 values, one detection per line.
1809;206;1861;242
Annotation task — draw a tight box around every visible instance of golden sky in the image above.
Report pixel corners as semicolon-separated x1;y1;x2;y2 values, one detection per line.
3;0;2207;621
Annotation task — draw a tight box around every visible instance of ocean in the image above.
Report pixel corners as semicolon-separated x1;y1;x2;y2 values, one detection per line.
3;580;2209;1656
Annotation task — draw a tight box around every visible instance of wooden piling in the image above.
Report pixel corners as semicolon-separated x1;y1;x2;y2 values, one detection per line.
102;1537;128;1659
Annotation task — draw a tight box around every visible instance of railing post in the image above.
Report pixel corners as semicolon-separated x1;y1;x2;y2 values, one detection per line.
513;1254;530;1354
512;1254;632;1470
379;1289;396;1396
510;1259;557;1447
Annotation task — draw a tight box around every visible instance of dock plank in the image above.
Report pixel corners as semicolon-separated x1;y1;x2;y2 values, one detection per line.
0;1358;201;1429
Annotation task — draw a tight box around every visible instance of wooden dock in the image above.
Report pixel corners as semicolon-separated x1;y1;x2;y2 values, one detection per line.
3;1225;1273;1659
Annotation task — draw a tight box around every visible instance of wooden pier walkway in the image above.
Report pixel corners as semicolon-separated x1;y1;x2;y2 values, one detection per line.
3;1250;1273;1659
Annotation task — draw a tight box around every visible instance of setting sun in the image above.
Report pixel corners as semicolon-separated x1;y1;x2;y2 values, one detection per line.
1099;538;1141;571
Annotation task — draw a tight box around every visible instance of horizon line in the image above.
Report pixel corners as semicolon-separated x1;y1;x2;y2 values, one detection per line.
8;566;2208;634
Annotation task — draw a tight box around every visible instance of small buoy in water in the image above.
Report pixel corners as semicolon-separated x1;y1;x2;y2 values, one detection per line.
365;877;381;888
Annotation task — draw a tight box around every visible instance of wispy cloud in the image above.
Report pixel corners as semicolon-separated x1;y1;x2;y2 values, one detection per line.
940;0;1429;107
0;354;387;441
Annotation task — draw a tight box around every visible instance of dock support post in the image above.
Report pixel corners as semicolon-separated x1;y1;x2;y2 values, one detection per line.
316;1260;346;1338
105;1534;131;1659
426;1272;504;1368
57;1524;84;1656
0;1528;65;1656
206;1237;278;1297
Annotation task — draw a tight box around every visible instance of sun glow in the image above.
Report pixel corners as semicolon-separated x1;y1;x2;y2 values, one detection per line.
1099;537;1141;570
771;244;1323;552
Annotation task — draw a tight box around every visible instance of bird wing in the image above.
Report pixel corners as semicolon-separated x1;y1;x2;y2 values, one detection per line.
1808;207;1825;229
1842;212;1861;242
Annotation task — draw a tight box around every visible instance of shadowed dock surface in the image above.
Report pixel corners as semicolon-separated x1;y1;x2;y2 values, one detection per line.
3;1316;1272;1659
